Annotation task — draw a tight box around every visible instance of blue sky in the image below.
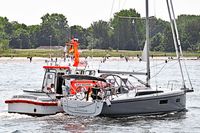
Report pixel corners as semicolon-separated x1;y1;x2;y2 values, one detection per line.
0;0;199;28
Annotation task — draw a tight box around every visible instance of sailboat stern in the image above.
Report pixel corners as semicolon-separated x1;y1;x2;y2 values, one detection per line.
62;98;104;117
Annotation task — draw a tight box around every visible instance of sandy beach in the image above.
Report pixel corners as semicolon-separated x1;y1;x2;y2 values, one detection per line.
0;56;199;63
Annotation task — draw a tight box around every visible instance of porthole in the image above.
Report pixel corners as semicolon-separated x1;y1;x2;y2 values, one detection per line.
159;100;168;104
176;98;180;102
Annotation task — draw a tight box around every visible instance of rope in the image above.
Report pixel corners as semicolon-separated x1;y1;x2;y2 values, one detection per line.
109;0;115;19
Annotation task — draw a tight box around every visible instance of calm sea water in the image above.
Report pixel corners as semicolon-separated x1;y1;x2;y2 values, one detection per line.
0;58;199;133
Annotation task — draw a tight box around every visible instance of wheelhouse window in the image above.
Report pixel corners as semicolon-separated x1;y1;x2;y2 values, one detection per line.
42;71;56;92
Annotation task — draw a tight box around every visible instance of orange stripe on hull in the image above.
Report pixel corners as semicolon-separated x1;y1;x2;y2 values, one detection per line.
43;66;70;69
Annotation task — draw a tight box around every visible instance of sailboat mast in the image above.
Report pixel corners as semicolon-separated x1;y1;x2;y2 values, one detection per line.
145;0;150;87
166;0;186;88
169;0;193;89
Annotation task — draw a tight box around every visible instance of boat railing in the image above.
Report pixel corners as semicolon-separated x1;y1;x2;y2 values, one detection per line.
45;59;59;66
102;85;132;99
167;80;182;91
13;95;38;100
45;57;73;66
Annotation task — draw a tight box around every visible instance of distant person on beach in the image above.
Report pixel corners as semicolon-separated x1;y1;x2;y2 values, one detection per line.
30;57;32;62
27;56;32;63
125;56;128;62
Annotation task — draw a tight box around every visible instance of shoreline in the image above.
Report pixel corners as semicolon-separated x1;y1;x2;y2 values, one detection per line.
0;56;199;62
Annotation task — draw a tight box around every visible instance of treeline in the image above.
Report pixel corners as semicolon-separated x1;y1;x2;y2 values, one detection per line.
0;9;200;52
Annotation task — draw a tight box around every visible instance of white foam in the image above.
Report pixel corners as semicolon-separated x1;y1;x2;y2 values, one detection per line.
0;112;32;120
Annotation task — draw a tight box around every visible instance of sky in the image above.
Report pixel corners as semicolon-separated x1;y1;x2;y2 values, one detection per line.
0;0;200;28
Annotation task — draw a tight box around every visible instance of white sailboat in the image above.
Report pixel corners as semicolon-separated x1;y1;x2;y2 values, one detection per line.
61;0;194;117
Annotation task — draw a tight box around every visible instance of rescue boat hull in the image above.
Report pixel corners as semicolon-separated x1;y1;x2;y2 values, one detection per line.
5;97;63;116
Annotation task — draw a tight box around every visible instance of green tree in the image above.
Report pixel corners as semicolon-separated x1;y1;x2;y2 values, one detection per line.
8;21;31;49
151;32;164;51
70;25;87;48
110;9;144;50
88;20;111;49
0;39;9;51
38;13;69;47
177;15;200;51
28;25;40;48
149;17;170;51
0;17;12;50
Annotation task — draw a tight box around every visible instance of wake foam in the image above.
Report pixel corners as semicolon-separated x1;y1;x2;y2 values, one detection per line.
0;112;32;120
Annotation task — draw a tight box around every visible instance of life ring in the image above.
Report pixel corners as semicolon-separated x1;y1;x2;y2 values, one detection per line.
75;86;86;100
76;86;86;93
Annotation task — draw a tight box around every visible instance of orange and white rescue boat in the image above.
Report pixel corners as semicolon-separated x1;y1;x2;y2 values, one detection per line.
5;64;70;116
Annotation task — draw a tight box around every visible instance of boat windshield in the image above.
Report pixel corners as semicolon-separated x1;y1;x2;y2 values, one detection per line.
42;71;56;92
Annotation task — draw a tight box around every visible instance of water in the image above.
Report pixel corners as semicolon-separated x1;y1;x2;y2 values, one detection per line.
0;58;200;133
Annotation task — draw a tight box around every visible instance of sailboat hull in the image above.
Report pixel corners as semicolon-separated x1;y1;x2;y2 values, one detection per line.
100;90;186;117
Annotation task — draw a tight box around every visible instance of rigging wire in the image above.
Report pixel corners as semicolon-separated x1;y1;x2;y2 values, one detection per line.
132;59;178;80
135;59;170;72
151;60;179;79
181;57;193;89
118;0;121;11
153;0;157;17
151;62;167;79
169;0;193;89
121;0;127;9
109;0;115;19
167;0;187;89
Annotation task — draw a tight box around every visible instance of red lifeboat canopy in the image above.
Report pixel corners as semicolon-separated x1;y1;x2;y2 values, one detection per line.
43;66;70;70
